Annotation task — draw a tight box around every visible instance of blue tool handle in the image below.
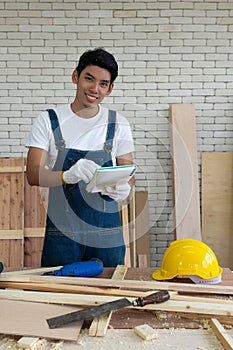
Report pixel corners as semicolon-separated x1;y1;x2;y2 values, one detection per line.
54;259;103;277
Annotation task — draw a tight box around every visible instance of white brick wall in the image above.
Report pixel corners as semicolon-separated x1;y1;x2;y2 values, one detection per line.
0;0;232;267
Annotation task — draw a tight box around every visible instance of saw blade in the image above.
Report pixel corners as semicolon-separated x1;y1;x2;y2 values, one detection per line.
47;298;132;329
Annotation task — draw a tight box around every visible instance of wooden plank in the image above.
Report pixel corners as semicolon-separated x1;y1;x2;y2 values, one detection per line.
133;299;233;318
1;290;233;323
0;280;152;297
1;288;233;308
24;158;48;268
210;318;233;350
0;158;24;269
121;201;131;267
24;228;45;237
9;159;23;269
138;254;148;268
0;288;146;305
170;104;202;240
89;265;127;337
2;266;60;275
0;159;11;267
0;166;26;173
0;230;23;239
0;273;232;295
135;192;150;267
2;288;233;322
129;186;137;267
202;152;233;269
0;299;82;341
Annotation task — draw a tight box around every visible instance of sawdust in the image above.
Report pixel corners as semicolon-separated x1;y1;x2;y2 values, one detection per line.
0;328;227;350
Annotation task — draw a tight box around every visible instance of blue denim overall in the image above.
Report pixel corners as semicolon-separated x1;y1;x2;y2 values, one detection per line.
41;109;125;267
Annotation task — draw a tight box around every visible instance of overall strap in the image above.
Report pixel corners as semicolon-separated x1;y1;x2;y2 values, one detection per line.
47;109;66;151
104;109;116;153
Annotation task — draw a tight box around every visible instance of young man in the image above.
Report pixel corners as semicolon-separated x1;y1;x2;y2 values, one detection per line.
26;48;134;268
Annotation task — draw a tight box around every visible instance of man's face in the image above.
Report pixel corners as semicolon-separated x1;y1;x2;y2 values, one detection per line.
73;65;114;111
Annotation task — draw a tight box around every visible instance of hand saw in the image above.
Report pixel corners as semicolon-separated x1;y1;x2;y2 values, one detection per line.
47;290;170;329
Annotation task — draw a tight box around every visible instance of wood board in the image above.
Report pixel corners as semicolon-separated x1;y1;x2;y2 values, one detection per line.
0;299;82;341
89;265;127;337
0;157;48;269
24;158;48;268
134;191;150;266
170;104;202;240
0;158;24;269
1;267;233;334
1;268;232;295
202;152;233;269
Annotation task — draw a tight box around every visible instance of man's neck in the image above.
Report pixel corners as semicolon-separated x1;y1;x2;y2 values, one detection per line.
71;103;99;119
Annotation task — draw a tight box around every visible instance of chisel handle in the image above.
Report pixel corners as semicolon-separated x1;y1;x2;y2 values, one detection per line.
132;290;170;307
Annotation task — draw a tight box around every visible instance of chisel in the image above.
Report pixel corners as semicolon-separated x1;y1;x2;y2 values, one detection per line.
47;290;170;329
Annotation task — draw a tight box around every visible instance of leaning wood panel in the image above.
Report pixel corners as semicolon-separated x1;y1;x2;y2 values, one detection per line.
24;158;48;268
121;201;131;267
170;104;202;240
0;158;24;269
202;152;233;269
135;191;150;267
129;186;136;267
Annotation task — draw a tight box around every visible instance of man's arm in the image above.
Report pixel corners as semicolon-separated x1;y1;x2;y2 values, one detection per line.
26;147;100;187
116;152;135;186
26;147;63;187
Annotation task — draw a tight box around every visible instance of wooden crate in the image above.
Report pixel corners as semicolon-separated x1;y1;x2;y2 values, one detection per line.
0;158;47;269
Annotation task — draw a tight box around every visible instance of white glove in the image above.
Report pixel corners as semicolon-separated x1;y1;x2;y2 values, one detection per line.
63;159;99;184
101;182;131;202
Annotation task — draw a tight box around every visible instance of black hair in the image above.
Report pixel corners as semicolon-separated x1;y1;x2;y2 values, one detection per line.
76;48;118;84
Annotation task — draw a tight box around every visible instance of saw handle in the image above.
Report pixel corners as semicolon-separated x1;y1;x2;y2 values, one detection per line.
133;290;170;307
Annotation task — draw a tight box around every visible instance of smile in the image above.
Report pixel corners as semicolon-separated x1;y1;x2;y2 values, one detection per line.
85;93;98;102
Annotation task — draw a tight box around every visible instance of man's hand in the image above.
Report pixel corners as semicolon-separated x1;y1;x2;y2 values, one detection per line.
101;182;131;202
63;159;99;184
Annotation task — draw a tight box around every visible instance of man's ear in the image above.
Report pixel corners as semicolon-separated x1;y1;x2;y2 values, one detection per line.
72;69;78;84
106;83;114;96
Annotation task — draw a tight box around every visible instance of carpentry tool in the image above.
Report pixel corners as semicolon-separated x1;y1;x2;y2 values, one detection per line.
0;262;3;274
43;259;103;277
47;290;170;329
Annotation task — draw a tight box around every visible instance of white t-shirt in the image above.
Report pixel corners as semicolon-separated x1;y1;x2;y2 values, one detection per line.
26;104;134;169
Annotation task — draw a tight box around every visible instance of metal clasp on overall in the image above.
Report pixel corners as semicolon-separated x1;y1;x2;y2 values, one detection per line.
104;140;113;154
55;138;66;151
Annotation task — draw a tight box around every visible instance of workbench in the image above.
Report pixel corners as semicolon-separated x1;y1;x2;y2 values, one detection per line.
0;267;233;350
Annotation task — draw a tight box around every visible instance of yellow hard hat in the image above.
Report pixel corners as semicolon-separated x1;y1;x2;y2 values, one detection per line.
152;239;222;284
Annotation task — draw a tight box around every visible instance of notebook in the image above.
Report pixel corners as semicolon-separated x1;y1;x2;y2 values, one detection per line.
86;165;136;193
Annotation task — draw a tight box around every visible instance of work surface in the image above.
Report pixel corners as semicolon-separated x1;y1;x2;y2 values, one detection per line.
105;267;233;329
0;267;233;349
